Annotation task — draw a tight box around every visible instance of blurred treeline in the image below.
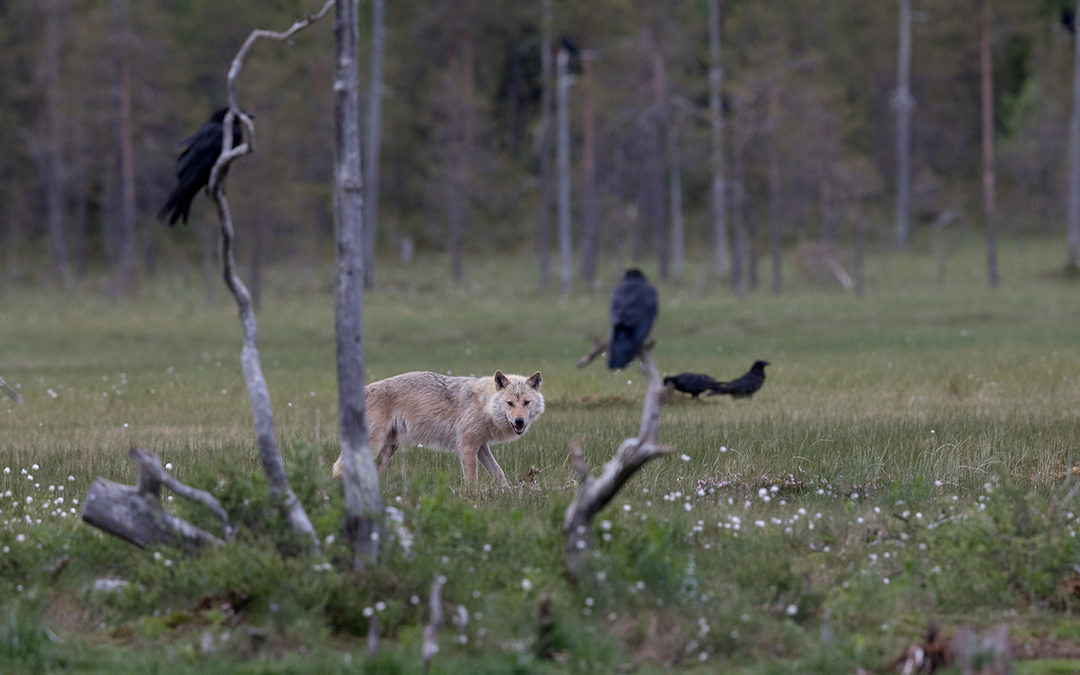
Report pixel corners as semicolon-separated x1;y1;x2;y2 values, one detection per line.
0;0;1074;293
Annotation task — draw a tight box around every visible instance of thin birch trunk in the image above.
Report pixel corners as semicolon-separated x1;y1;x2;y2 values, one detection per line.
109;0;137;298
44;0;72;288
980;0;999;287
579;51;600;289
1067;0;1080;268
556;46;572;296
538;0;554;290
708;0;731;277
895;0;913;249
333;0;384;570
768;85;782;295
362;0;385;290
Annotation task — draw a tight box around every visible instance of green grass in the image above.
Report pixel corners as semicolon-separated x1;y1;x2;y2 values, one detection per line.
2;235;1080;672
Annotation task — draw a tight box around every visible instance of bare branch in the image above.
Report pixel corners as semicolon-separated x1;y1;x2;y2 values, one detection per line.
562;349;673;582
576;338;607;368
422;573;446;672
81;447;232;552
0;374;22;406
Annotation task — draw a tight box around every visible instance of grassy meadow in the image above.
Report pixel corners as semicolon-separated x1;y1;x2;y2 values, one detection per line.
2;235;1080;672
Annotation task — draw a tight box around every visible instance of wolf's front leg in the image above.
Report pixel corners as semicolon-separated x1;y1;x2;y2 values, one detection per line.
459;445;480;485
477;445;510;487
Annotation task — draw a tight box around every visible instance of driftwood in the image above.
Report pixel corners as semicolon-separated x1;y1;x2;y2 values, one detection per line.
204;3;333;553
81;447;233;553
0;374;22;406
562;349;673;581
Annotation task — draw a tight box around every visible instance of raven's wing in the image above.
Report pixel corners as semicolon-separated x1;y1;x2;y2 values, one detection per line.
607;278;658;368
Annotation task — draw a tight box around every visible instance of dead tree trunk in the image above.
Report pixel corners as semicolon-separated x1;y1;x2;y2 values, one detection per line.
980;0;999;288
708;0;731;277
362;0;386;290
894;0;913;249
768;85;782;295
538;0;554;290
579;50;600;290
334;0;384;571
207;4;335;553
668;106;685;282
43;0;73;289
82;447;233;553
109;0;138;299
1067;0;1080;269
556;46;573;296
563;350;673;582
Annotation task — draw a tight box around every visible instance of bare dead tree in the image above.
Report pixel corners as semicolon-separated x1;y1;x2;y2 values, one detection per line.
708;0;731;277
1067;0;1080;270
333;0;385;571
562;349;673;582
206;2;336;553
557;45;573;296
362;0;385;290
894;0;913;250
82;447;233;553
980;0;999;288
537;0;554;290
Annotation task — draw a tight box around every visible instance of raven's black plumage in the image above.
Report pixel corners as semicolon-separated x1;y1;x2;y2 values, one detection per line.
158;108;244;226
608;269;658;369
707;360;770;399
664;372;723;398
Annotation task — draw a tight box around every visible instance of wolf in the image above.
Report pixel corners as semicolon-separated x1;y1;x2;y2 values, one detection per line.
331;369;544;486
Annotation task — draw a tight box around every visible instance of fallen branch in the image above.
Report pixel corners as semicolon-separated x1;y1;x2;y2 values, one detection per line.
562;349;673;582
0;374;22;406
81;447;233;553
576;338;607;368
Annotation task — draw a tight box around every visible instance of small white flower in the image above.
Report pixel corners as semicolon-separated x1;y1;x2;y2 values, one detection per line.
32;464;39;471
785;604;797;616
680;453;691;462
521;578;532;591
362;607;374;618
375;601;386;612
165;463;173;471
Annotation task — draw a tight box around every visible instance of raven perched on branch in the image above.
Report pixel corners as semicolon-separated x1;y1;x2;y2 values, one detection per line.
607;269;658;370
707;360;770;399
158;108;245;225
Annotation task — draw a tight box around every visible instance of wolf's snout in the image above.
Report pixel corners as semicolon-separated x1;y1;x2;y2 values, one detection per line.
513;417;526;433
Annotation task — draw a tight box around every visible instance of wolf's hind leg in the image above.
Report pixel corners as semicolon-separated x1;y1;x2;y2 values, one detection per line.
374;426;400;473
477;445;510;487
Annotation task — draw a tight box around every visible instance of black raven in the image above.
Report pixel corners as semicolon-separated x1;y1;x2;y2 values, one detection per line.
663;372;723;398
707;360;770;399
608;269;658;369
158;108;245;226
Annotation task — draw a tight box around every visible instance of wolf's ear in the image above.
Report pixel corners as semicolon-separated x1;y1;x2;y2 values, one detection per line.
526;371;542;390
494;370;509;390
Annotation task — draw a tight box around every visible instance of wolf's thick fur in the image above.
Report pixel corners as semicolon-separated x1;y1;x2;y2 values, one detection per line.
331;370;544;486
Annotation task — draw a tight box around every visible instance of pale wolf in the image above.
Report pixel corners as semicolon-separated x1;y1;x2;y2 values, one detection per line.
331;370;544;486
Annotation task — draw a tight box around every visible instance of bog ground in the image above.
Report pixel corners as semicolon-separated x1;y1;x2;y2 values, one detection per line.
2;238;1080;673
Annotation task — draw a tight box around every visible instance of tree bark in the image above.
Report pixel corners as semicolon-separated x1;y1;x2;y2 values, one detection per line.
708;0;731;277
649;36;669;281
668;111;685;282
334;0;384;570
43;0;73;289
556;46;573;296
980;0;998;287
538;0;553;290
1067;0;1080;269
363;0;385;290
109;0;137;299
894;0;913;249
731;95;748;298
579;51;600;289
768;85;782;295
81;447;233;553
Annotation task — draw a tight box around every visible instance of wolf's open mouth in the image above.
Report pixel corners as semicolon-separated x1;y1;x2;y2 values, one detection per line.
513;424;526;434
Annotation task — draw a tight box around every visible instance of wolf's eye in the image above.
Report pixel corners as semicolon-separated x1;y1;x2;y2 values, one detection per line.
507;401;514;407
523;400;530;406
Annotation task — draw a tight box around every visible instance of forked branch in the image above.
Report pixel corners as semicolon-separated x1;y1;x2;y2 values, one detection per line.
562;349;673;581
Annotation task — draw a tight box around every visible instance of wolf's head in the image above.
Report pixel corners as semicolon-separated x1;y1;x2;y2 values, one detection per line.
492;370;544;435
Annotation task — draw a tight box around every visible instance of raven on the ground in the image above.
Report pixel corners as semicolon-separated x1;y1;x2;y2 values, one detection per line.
663;372;723;398
158;108;245;226
607;269;658;369
707;360;770;399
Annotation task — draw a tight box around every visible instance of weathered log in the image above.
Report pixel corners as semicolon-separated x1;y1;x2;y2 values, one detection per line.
81;447;233;553
562;349;673;581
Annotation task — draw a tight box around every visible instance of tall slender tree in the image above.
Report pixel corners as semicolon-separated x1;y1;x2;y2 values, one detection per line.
333;0;384;570
980;0;999;287
362;0;385;290
109;0;137;297
708;0;731;277
538;0;554;290
579;50;600;289
894;0;913;249
556;44;572;295
1067;0;1080;269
